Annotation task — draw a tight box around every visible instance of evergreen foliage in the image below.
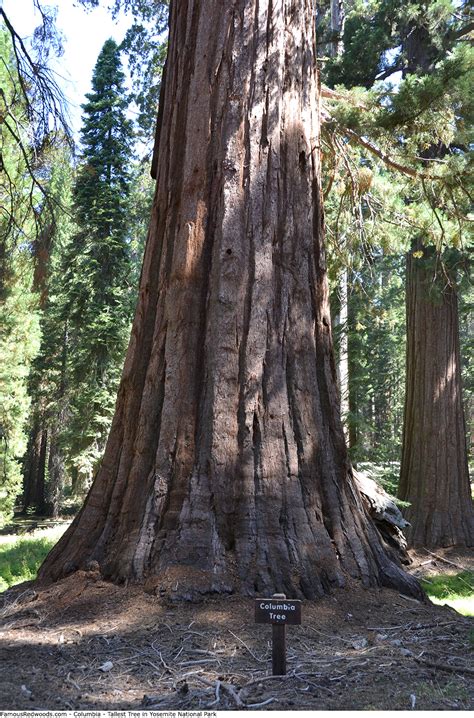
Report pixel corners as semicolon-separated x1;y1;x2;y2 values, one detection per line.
0;263;40;526
325;156;408;463
60;39;136;491
0;4;72;248
321;0;472;238
79;0;169;152
16;32;153;516
117;1;169;148
0;30;41;526
320;0;473;469
346;256;405;464
22;146;75;516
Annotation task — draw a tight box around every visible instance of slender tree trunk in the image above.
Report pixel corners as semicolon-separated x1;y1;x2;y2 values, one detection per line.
70;467;79;496
399;246;474;547
335;268;349;441
44;320;69;517
45;430;64;518
34;428;47;514
329;0;345;57
22;419;47;514
22;217;53;516
32;222;54;308
21;431;36;512
39;0;420;600
315;0;345;59
347;299;359;454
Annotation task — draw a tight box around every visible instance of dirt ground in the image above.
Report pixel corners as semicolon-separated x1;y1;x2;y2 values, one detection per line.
0;549;472;712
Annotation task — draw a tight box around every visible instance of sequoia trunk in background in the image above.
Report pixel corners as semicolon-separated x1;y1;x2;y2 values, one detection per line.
39;0;421;599
399;247;474;547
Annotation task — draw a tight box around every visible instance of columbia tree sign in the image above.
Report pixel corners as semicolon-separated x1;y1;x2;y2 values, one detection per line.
255;594;302;675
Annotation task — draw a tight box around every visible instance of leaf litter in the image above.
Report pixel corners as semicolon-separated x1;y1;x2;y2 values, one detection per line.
0;550;472;711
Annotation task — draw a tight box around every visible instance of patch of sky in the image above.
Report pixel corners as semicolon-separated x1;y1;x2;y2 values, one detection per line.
2;0;134;140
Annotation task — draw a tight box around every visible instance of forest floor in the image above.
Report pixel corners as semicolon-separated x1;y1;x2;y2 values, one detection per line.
0;549;472;712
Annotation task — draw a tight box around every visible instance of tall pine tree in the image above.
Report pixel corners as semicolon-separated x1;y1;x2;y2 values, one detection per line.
62;38;135;492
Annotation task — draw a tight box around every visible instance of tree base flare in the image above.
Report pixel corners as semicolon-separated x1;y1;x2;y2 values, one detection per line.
39;525;425;603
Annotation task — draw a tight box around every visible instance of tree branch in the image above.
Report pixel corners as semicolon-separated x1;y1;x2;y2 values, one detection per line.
342;128;422;179
321;85;368;109
0;7;72;147
447;21;474;42
375;64;403;81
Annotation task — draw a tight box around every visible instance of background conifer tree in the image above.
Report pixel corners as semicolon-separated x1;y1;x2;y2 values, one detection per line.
22;146;74;517
61;38;135;493
0;29;42;526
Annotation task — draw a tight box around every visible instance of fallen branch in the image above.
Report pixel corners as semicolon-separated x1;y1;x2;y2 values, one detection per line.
247;697;276;708
240;673;292;693
195;676;244;708
367;625;407;631
206;679;220;707
399;594;421;604
414;658;474;677
423;550;470;573
65;673;81;691
307;626;353;643
221;682;245;708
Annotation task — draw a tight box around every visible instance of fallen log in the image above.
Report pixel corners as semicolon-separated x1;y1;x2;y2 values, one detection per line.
353;469;410;564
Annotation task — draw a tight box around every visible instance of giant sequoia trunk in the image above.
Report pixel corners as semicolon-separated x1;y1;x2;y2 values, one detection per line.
39;0;421;599
399;247;474;548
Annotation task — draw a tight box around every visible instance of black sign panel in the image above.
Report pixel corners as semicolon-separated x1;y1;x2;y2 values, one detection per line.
255;598;301;625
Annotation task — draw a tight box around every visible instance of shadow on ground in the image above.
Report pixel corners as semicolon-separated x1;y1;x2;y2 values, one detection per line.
0;567;472;711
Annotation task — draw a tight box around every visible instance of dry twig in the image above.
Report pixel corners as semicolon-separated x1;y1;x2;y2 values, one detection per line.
227;629;266;663
414;658;474;677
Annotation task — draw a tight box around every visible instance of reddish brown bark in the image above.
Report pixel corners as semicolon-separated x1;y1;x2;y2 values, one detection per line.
39;0;421;599
399;247;474;548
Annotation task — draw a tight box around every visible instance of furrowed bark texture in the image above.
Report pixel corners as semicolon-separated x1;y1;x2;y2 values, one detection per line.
399;250;474;548
39;0;421;599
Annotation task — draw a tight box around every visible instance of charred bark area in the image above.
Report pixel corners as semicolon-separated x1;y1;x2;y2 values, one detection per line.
39;0;421;600
399;247;474;548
